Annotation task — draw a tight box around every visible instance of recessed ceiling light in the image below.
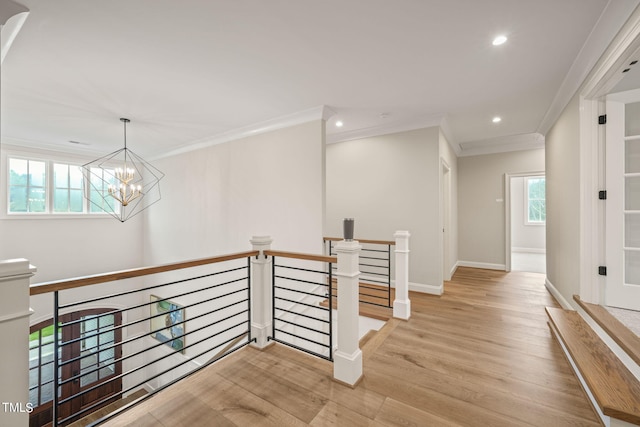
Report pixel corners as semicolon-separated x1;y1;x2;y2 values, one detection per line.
492;117;502;123
492;35;507;46
336;120;343;127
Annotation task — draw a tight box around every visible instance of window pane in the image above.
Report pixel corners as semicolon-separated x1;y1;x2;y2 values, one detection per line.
99;329;114;346
29;386;38;407
527;178;546;223
9;186;27;212
70;189;84;212
40;381;53;404
99;315;114;328
69;165;83;189
28;188;46;212
29;367;39;388
626;176;640;210
54;163;68;188
29;161;46;187
54;188;68;212
9;158;28;185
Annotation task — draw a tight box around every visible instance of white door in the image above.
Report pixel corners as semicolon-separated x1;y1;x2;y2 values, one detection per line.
605;90;640;310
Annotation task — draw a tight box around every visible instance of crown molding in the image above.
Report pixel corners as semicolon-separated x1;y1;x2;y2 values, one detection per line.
458;133;545;157
439;115;461;156
0;0;27;26
1;137;107;157
1;9;28;64
155;105;331;160
538;0;640;135
326;114;445;144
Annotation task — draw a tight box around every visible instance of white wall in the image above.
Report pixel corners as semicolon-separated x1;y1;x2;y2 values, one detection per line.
545;93;581;302
510;176;546;252
0;146;145;285
458;149;545;269
143;120;326;265
325;127;443;292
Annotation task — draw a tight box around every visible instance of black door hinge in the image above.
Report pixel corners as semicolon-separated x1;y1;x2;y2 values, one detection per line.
599;115;607;125
598;266;607;276
599;190;607;200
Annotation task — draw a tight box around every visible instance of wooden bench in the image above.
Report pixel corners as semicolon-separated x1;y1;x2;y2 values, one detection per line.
546;307;640;425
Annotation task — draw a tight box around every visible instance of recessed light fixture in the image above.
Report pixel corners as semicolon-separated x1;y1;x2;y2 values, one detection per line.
336;120;344;127
492;116;502;123
492;35;507;46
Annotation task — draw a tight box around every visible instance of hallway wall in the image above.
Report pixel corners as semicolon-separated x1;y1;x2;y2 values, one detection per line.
458;149;545;269
325;127;444;292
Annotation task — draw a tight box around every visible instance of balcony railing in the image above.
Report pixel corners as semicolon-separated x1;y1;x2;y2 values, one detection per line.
29;251;257;427
266;250;336;361
0;232;410;427
324;237;395;308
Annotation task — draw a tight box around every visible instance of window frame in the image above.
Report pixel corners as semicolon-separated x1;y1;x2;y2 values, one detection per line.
524;176;546;225
8;157;48;214
2;148;115;219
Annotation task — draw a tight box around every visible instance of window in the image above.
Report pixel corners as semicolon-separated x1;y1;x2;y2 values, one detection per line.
29;322;60;409
526;177;546;224
88;166;119;214
9;158;46;213
53;163;84;213
6;155;115;216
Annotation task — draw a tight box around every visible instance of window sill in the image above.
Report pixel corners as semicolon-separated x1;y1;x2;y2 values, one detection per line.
1;213;114;220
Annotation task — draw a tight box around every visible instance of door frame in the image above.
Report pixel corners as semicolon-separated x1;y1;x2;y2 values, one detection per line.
441;158;452;281
577;4;640;305
504;171;546;272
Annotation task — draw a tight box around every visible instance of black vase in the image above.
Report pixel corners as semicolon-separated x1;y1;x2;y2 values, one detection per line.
343;218;355;241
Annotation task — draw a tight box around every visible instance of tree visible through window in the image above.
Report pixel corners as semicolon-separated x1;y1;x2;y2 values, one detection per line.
527;177;546;224
9;158;46;213
54;163;84;213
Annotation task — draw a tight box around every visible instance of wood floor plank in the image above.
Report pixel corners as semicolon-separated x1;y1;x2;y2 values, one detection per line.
189;372;308;427
309;401;373;427
216;357;328;424
100;267;601;427
247;347;386;420
374;397;463;427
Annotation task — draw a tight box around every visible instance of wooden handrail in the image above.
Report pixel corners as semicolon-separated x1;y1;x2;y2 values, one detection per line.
265;250;336;264
323;236;395;246
29;251;260;296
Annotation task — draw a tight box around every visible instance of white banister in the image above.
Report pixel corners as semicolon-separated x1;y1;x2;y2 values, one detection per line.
333;239;363;386
393;230;411;320
0;259;35;427
250;235;273;349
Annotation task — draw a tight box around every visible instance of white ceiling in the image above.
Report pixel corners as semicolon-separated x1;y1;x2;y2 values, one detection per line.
0;0;637;158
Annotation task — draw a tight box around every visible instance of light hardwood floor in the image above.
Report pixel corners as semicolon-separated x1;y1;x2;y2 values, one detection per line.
102;267;601;426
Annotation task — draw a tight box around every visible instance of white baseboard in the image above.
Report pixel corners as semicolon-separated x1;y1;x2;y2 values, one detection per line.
449;262;459;279
544;277;572;309
409;281;443;295
386;277;443;296
457;260;506;271
512;247;546;254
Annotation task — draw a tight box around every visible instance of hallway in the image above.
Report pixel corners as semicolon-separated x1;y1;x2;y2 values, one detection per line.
102;267;599;426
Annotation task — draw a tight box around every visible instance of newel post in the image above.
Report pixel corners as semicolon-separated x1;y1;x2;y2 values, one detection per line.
333;240;363;386
393;230;411;320
250;236;273;349
0;259;35;427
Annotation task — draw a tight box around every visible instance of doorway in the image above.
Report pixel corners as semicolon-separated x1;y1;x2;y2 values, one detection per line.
505;172;546;274
441;159;452;281
29;308;122;427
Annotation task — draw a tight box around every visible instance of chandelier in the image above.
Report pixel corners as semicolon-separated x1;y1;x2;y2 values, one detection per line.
82;118;164;222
